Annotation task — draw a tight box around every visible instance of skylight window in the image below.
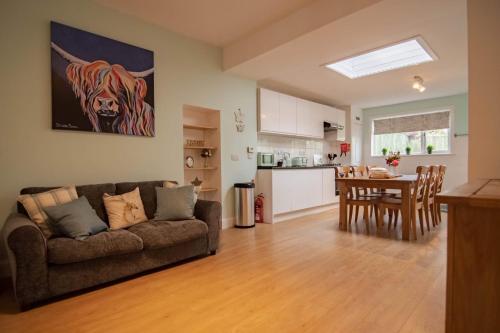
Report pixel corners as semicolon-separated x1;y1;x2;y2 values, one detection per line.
325;37;437;79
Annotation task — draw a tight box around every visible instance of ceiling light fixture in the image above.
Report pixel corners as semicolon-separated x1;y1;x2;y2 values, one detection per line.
324;36;437;79
412;76;426;92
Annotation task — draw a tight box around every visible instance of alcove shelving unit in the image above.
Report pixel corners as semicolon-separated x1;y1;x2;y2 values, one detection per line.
183;105;221;202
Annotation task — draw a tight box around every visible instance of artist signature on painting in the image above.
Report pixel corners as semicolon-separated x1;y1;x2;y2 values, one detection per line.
56;123;79;129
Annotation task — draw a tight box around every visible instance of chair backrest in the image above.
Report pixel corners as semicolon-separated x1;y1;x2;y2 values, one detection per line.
413;166;429;203
424;165;439;199
435;165;447;193
351;165;367;177
334;166;351;178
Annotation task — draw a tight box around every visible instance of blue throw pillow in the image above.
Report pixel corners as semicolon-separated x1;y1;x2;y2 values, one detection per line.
44;196;108;240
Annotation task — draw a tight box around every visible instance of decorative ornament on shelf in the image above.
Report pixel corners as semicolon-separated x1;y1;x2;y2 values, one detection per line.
186;139;204;147
191;176;203;194
201;148;212;168
234;108;245;132
385;151;401;175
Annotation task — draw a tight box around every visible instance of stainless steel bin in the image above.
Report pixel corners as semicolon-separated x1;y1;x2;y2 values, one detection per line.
234;182;255;228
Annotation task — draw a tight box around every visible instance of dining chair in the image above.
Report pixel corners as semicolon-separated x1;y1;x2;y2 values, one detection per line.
433;165;447;224
365;165;399;199
335;166;378;232
350;166;380;223
423;165;440;228
378;166;428;239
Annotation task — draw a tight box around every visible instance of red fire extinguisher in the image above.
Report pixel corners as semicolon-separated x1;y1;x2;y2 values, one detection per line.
255;193;264;223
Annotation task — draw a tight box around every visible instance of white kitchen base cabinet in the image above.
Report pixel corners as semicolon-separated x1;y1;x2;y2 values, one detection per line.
256;168;338;224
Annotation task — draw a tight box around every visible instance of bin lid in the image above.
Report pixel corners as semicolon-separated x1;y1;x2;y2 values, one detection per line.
234;182;255;188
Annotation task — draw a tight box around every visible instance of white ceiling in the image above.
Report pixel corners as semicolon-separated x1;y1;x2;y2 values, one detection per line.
227;0;468;108
94;0;316;47
95;0;468;109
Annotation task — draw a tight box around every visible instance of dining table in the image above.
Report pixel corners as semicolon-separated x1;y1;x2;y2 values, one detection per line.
335;174;418;241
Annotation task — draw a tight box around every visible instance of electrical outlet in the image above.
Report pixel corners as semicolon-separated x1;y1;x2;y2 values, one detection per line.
231;154;239;161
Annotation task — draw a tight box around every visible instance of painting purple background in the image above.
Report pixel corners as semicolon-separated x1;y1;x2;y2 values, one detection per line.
51;21;154;134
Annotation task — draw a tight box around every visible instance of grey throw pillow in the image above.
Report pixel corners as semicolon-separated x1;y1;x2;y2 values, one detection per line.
154;185;196;221
44;196;108;240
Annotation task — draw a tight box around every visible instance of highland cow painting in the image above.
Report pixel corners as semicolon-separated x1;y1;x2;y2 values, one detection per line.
51;22;155;136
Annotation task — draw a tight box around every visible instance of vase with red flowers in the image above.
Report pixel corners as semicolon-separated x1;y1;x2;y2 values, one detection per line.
385;151;401;175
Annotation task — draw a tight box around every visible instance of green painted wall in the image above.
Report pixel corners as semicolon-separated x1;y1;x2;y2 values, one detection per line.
0;0;258;268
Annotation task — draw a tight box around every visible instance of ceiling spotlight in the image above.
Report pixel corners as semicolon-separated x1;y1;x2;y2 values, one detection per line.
412;76;426;92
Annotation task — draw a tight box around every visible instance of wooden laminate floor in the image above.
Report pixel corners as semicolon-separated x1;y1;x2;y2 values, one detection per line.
0;209;446;333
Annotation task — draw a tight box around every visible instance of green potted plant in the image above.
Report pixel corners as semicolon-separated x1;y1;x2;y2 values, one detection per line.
405;146;411;155
427;144;434;154
382;147;388;156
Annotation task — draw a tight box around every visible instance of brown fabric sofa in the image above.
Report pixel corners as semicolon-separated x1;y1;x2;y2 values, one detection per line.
2;180;221;310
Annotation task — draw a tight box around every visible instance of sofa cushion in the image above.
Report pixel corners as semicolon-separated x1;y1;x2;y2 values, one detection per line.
75;183;116;223
17;186;78;238
128;219;208;250
45;196;108;240
47;230;143;264
103;187;148;230
115;181;164;219
19;183;116;224
154;185;196;221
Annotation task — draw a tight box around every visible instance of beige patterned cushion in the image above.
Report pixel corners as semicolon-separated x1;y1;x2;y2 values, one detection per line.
17;186;78;238
103;187;147;230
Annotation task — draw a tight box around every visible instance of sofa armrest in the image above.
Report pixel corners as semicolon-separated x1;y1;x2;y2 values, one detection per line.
194;200;221;252
2;213;49;309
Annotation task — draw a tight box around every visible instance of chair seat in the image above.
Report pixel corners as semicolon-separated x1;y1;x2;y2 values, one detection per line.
379;197;403;205
128;219;208;250
48;230;144;265
347;197;376;204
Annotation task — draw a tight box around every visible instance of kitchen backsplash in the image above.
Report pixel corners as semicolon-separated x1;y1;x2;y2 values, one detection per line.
257;134;350;166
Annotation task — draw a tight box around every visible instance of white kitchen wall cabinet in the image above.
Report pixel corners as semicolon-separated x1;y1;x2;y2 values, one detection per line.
258;88;280;133
322;105;338;124
258;88;344;140
296;98;312;136
310;102;325;138
296;99;323;138
279;93;297;134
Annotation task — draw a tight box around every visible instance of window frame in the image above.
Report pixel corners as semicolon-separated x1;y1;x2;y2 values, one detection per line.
370;107;454;157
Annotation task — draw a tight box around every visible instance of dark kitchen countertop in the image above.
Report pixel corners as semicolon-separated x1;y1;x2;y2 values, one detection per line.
257;165;340;170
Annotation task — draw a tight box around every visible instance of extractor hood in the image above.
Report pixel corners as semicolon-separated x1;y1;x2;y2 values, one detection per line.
324;121;344;132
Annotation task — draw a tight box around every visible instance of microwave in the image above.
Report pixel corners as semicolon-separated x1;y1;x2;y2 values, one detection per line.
257;153;275;167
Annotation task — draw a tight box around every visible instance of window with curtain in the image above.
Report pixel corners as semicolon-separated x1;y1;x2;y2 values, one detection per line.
371;110;451;156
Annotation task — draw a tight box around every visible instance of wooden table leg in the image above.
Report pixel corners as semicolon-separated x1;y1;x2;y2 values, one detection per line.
401;184;411;241
339;182;347;230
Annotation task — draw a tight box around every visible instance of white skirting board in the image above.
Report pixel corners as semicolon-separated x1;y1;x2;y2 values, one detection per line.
221;217;235;229
268;203;338;224
221;203;338;229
